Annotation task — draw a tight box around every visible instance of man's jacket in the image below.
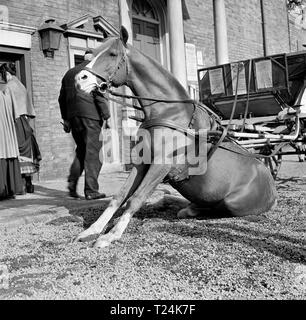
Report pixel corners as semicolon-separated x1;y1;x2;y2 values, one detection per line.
58;61;110;122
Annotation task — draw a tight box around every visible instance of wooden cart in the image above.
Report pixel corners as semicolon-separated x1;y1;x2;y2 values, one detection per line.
198;51;306;178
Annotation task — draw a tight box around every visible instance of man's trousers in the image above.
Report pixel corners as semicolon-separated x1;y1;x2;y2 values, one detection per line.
68;116;102;196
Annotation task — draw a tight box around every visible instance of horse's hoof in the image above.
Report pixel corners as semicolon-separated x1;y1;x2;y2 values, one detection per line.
94;239;110;249
74;230;100;243
177;207;199;219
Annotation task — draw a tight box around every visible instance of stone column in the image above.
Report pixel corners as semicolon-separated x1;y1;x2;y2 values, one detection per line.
213;0;229;64
167;0;188;89
118;0;136;169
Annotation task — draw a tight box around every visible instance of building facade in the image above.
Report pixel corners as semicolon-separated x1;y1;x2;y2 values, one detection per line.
0;0;304;180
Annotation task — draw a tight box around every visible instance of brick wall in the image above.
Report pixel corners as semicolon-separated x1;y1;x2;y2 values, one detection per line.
289;16;306;52
3;0;119;180
3;0;306;180
225;0;264;61
263;0;290;55
183;0;216;68
183;0;292;67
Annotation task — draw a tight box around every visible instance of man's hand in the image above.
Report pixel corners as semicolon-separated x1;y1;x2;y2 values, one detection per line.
62;120;71;133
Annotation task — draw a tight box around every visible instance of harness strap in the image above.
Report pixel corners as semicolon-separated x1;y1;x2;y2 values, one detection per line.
207;127;228;160
219;141;289;159
90;39;289;166
204;63;242;160
194;102;222;124
107;89;195;104
140;119;200;137
140;118;230;163
140;118;224;140
108;96;143;111
106;89;222;124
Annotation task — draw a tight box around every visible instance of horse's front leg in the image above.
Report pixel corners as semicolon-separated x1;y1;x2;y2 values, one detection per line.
75;164;149;242
94;164;171;248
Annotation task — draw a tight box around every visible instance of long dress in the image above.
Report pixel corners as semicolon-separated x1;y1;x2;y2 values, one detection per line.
0;88;23;199
1;76;41;177
15;116;41;175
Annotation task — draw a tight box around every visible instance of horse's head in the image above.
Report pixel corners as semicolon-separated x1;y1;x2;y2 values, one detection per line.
75;26;129;94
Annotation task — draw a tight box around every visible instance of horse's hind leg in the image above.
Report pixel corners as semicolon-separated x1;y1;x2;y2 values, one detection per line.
177;203;203;218
75;164;149;242
94;164;171;248
177;200;234;219
177;203;217;219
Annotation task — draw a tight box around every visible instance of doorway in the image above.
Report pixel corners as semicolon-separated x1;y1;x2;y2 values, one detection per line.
0;47;32;94
133;18;161;63
131;0;163;123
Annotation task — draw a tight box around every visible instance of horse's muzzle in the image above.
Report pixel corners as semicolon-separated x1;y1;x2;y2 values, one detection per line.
75;70;100;94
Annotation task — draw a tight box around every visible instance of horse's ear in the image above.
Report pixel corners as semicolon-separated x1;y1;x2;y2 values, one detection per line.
120;26;129;46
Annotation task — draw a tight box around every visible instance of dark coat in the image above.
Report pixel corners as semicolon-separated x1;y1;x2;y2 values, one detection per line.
58;61;110;122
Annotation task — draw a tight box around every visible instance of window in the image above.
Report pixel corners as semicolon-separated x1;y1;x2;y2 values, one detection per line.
74;54;84;66
132;0;158;21
132;0;161;63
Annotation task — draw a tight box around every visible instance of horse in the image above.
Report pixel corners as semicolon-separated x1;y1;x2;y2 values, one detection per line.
74;26;277;248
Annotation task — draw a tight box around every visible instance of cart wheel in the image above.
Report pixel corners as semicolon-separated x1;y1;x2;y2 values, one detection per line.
264;154;282;180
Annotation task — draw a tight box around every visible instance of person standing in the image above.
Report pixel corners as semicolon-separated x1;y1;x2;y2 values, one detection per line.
58;51;110;200
0;67;23;200
0;63;42;194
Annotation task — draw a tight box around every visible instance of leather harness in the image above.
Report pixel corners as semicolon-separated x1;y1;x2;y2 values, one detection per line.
89;39;286;182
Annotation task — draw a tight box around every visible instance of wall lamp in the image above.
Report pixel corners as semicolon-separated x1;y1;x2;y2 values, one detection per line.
38;19;64;58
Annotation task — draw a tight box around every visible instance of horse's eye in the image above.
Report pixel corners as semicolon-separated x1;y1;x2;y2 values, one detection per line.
110;51;117;57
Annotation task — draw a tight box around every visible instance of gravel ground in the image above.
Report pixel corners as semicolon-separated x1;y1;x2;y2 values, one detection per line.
0;162;305;300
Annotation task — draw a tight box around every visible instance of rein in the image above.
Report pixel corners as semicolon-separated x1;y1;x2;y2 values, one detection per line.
92;40;281;162
106;88;195;104
104;87;283;160
103;88;222;123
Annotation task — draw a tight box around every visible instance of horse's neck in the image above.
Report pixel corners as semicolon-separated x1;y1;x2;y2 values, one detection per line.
127;48;193;123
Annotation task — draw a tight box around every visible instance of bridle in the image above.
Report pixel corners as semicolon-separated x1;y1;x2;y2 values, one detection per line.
87;38;279;161
89;39;129;93
87;38;230;160
107;42;129;88
92;40;221;121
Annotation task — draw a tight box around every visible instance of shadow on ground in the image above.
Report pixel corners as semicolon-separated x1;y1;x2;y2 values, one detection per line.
2;170;304;267
0;185;113;215
76;189;305;265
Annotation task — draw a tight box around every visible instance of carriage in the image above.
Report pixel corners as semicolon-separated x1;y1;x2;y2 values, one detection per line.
197;51;306;178
74;27;290;247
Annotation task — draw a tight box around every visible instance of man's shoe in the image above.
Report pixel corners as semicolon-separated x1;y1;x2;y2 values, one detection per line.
68;190;81;200
26;182;34;193
85;192;106;200
68;180;80;200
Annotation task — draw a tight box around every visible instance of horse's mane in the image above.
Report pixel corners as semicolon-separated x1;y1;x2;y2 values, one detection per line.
127;43;190;99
